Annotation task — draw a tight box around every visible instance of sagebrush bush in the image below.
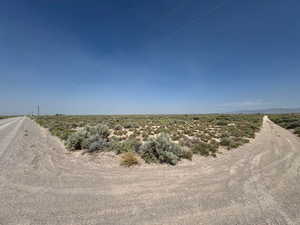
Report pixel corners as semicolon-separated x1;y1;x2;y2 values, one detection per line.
66;124;110;151
139;133;184;165
112;138;141;154
120;152;139;167
94;124;110;138
88;139;108;153
81;135;100;149
66;129;89;150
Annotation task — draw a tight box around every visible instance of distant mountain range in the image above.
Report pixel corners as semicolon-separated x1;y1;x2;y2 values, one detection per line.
233;108;300;114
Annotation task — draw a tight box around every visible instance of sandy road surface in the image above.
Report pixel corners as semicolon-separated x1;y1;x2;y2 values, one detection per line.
0;116;300;225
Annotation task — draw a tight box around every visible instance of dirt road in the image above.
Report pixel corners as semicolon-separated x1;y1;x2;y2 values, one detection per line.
0;116;300;225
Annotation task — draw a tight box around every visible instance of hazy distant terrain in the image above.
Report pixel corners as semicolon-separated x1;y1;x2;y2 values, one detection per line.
233;107;300;114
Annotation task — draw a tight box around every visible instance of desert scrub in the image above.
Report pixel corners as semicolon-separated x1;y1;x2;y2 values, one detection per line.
120;152;139;167
219;137;231;147
88;124;110;139
220;137;249;150
182;147;193;160
66;124;111;151
269;114;300;137
123;121;139;129
192;142;218;157
111;138;142;154
179;136;200;148
294;127;300;136
0;116;16;120
66;129;88;151
32;114;263;161
114;124;123;130
139;133;184;165
87;138;109;153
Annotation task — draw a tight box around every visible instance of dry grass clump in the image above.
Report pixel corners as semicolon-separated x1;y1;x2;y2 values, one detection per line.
120;152;139;167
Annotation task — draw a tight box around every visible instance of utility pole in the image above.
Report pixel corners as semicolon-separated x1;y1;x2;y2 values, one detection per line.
37;105;40;117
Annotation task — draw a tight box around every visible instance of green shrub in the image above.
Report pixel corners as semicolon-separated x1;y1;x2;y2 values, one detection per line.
81;135;100;149
123;122;139;129
112;138;142;154
88;139;108;153
66;125;110;151
94;124;110;138
139;133;184;165
179;136;199;148
228;141;240;149
120;152;139;167
216;120;228;126
220;137;231;147
294;127;300;135
114;124;123;130
182;148;193;160
286;121;300;129
220;137;249;150
66;131;87;151
192;142;218;157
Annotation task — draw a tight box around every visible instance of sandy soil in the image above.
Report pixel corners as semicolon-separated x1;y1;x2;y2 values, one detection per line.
0;116;300;225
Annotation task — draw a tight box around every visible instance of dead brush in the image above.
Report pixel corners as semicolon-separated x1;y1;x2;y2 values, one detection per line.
120;152;139;167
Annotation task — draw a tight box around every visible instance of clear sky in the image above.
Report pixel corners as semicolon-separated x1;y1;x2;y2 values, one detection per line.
0;0;299;115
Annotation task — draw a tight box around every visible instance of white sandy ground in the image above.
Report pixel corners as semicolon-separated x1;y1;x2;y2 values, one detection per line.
0;116;300;225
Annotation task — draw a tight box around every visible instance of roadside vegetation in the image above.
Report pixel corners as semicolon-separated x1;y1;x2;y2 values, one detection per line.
0;116;16;120
31;114;263;166
269;114;300;137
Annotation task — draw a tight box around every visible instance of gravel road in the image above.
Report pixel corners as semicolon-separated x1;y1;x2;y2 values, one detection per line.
0;116;300;225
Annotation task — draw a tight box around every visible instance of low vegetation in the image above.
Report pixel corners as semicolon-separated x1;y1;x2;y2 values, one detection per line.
32;114;263;165
139;133;185;165
0;116;16;120
192;141;218;157
269;114;300;137
120;152;139;167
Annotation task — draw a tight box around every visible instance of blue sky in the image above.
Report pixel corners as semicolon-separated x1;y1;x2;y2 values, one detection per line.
0;0;299;114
